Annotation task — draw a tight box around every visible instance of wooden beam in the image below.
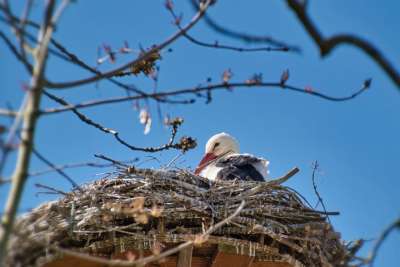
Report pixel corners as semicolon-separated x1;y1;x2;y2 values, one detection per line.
211;251;254;267
42;255;107;267
177;244;193;267
251;262;292;267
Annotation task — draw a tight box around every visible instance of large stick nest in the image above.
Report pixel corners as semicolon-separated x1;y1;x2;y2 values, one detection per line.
6;168;359;267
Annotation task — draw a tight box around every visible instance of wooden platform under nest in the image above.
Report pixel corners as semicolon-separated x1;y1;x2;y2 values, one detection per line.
5;168;358;267
46;243;292;267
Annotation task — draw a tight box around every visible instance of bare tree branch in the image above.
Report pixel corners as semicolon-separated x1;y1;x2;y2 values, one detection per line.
368;217;400;267
0;78;371;118
0;0;70;262
0;4;40;29
17;0;34;59
1;1;397;264
0;30;32;73
49;39;146;95
0;158;139;185
285;0;400;88
0;14;70;63
189;0;300;52
43;91;196;153
0;100;79;188
44;0;213;90
182;32;290;53
0;12;149;96
0;109;18;117
38;79;370;115
0;96;28;175
167;5;290;53
31;147;79;189
30;158;137;176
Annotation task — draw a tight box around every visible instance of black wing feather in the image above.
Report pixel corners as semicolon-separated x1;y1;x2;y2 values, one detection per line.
215;155;265;181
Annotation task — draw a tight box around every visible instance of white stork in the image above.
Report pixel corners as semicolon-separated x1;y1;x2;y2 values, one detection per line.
194;133;269;181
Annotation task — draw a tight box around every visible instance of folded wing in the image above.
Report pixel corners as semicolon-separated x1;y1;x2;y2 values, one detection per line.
215;154;269;181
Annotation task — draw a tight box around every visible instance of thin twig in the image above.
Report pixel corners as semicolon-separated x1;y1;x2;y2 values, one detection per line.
44;0;213;89
94;154;131;168
0;177;10;185
0;13;158;97
0;159;133;184
0;108;19;117
189;0;299;52
34;183;67;195
0;95;28;175
167;6;289;53
39;80;370;115
311;161;330;224
1;0;34;66
1;79;371;118
17;0;34;62
42;91;194;153
30;159;138;176
285;0;399;88
0;30;32;73
49;39;148;95
31;147;79;189
368;217;400;267
183;32;290;52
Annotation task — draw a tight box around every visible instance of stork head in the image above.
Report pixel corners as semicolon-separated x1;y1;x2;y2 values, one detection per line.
195;132;239;175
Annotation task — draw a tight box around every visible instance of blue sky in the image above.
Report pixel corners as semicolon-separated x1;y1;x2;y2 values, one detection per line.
1;1;399;266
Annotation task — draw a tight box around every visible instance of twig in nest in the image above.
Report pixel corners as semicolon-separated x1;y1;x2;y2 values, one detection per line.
34;183;67;196
29;158;138;176
267;167;300;186
234;167;300;200
311;161;330;224
94;154;130;168
52;200;245;267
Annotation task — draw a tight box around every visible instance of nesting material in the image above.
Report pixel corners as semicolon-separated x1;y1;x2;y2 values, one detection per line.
6;168;357;267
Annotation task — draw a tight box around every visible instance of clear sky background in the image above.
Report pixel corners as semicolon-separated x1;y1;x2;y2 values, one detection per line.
1;1;399;266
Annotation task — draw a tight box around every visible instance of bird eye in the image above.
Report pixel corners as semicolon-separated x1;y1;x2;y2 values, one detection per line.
213;142;220;150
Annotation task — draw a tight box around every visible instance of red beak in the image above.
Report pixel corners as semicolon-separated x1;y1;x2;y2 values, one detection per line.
195;153;218;175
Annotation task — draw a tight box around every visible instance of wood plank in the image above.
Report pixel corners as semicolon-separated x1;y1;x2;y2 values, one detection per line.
177;244;193;267
251;262;292;267
44;246;293;267
153;256;209;267
190;256;210;267
211;251;254;267
148;256;175;267
43;254;107;267
43;254;292;267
